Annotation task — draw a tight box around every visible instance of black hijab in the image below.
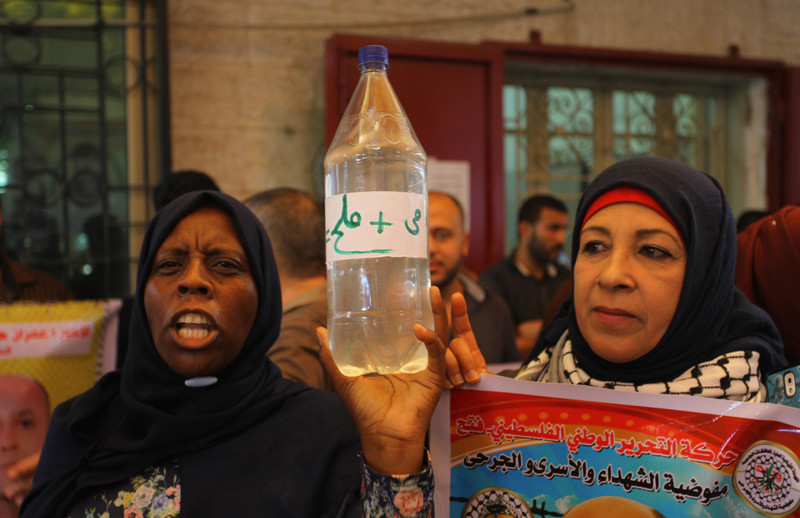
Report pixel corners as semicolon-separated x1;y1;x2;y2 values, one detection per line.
22;191;352;516
530;157;785;384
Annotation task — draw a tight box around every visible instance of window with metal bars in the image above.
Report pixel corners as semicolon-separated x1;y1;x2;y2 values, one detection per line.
503;67;767;256
0;0;168;300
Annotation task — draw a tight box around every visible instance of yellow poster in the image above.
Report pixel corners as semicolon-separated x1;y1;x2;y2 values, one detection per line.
0;299;121;412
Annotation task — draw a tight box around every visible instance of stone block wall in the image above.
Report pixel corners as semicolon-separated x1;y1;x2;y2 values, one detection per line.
167;0;800;200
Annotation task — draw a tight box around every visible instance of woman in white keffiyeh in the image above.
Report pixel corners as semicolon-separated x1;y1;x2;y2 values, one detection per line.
445;156;786;401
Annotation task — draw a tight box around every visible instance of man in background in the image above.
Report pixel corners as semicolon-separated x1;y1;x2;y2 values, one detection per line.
0;206;72;303
0;374;51;516
480;195;570;359
245;188;333;391
429;191;518;364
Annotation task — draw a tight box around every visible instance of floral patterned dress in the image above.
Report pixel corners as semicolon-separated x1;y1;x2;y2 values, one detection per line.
361;455;434;517
67;456;433;517
68;460;181;518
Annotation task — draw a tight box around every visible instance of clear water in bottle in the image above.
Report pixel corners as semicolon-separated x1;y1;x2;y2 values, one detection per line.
324;45;434;375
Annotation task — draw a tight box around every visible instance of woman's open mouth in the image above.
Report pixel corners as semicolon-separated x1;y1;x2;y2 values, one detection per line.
173;312;218;346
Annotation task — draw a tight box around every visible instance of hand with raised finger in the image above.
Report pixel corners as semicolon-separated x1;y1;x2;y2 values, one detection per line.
444;291;489;388
429;286;451;356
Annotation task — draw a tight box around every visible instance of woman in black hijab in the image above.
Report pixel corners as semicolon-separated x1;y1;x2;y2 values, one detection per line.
445;156;785;400
21;191;443;517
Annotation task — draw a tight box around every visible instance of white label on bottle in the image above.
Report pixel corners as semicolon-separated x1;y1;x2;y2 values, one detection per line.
325;191;427;261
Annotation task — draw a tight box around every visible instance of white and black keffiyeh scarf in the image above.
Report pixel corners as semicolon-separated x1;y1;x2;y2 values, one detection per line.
516;331;766;402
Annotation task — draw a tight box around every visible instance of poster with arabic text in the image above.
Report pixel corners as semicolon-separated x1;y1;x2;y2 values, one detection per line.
431;374;800;517
0;300;121;412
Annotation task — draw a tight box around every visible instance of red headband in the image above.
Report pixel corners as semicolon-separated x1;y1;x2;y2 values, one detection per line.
581;185;682;238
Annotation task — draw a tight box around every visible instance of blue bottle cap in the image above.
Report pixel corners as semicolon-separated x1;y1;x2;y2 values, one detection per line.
358;45;388;67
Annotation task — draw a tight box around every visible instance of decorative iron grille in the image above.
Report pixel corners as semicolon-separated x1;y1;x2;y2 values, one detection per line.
0;0;170;300
502;75;751;254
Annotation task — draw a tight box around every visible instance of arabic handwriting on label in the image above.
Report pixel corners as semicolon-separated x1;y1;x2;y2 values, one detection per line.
326;193;423;255
404;208;422;235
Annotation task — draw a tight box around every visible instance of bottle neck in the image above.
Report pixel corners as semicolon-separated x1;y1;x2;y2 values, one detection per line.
358;62;388;73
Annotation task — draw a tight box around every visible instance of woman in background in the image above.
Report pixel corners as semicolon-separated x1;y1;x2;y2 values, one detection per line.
445;156;785;401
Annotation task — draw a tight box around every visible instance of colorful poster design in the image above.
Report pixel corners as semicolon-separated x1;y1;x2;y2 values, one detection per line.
0;299;121;411
431;374;800;517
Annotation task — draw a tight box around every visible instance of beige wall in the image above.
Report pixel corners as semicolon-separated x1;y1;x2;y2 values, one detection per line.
167;0;800;201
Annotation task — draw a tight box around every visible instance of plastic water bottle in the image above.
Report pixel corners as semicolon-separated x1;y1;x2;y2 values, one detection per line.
324;45;433;375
